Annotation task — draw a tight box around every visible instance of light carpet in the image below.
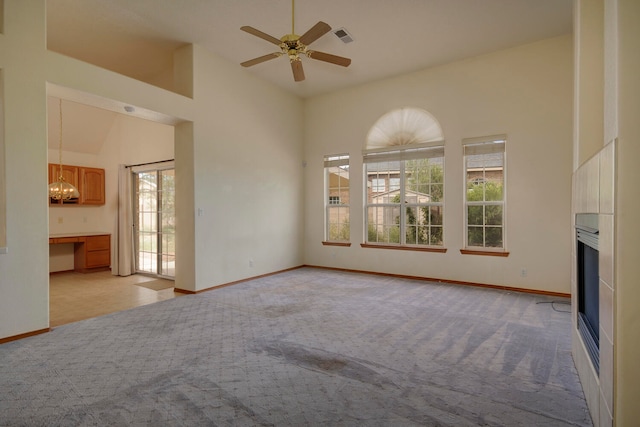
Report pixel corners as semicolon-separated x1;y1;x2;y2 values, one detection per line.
0;267;592;426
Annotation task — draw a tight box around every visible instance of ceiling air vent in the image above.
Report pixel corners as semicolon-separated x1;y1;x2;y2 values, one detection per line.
333;27;354;44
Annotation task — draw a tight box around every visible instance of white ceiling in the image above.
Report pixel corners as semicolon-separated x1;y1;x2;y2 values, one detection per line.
47;0;573;99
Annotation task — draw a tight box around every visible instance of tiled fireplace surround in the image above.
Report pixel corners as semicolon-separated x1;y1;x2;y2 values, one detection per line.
572;140;615;427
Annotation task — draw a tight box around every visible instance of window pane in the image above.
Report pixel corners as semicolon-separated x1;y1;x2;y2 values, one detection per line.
163;233;175;256
406;224;418;244
430;226;443;245
429;183;443;202
366;161;396;198
429;206;443;226
367;205;400;243
328;206;350;241
468;227;484;247
466;182;484;202
405;207;419;244
485;180;503;201
327;165;350;204
485;205;503;225
384;225;401;244
468;206;483;226
485;227;503;247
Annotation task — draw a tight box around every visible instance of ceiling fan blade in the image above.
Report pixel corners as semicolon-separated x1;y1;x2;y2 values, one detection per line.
241;53;281;67
291;60;305;82
240;26;282;45
299;21;331;46
307;50;352;67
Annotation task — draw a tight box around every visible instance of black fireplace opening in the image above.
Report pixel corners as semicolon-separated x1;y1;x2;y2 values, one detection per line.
576;214;599;374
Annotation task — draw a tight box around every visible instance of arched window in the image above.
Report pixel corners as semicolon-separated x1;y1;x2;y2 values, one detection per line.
366;107;443;150
363;108;445;249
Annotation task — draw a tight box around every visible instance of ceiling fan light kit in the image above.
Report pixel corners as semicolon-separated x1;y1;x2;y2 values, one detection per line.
240;0;351;82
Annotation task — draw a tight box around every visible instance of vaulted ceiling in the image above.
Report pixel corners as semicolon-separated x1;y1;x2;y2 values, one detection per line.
45;1;572;154
47;0;573;99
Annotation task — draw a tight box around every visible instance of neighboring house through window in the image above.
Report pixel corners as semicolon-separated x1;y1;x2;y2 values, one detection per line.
463;135;506;250
324;154;350;242
364;108;445;248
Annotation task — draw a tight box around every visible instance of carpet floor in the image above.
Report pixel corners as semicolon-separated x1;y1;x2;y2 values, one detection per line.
0;267;592;426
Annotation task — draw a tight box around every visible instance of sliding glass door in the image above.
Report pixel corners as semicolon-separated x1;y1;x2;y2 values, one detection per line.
133;167;175;278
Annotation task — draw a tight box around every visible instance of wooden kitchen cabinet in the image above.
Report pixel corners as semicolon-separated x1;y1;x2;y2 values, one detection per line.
73;234;111;272
80;167;105;205
48;163;105;206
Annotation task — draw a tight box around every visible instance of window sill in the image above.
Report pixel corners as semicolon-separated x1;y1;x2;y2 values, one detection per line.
460;249;510;257
360;243;447;253
322;241;352;247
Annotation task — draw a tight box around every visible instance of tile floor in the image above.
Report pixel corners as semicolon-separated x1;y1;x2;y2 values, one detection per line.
49;271;183;327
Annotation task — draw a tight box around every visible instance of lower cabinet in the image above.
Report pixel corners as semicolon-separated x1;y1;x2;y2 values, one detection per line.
73;234;111;272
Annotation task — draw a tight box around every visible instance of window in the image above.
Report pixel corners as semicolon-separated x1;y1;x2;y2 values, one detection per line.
389;178;400;191
365;146;444;246
371;178;386;193
324;154;350;242
463;136;506;250
363;108;445;250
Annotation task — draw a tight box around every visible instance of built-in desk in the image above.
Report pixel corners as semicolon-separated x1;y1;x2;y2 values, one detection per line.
49;232;111;273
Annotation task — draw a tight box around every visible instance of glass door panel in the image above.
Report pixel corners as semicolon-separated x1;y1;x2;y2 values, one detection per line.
134;167;175;278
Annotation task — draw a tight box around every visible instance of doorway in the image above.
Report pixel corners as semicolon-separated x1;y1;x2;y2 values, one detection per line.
133;164;176;278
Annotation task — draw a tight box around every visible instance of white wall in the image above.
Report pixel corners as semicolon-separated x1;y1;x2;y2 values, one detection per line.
304;35;574;294
0;1;50;337
0;1;304;339
188;45;305;291
47;115;174;272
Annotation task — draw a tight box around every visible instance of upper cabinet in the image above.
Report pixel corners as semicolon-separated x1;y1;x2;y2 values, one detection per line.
49;163;105;206
80;167;105;205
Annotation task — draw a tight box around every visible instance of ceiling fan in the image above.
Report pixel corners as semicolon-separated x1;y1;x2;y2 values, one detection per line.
240;0;351;82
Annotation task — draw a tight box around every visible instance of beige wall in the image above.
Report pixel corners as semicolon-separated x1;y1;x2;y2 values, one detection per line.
304;35;574;294
573;0;604;168
0;1;304;339
614;0;640;423
572;0;640;424
187;44;304;290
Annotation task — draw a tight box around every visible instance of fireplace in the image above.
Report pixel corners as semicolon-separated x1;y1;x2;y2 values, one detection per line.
576;214;599;373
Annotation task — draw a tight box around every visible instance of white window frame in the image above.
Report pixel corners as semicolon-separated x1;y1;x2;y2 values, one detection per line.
463;135;507;251
324;154;350;243
364;145;445;247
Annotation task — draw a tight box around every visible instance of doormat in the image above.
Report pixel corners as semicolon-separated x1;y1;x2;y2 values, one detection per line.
135;279;175;291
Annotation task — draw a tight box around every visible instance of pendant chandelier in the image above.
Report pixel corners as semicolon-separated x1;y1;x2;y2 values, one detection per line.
48;99;80;201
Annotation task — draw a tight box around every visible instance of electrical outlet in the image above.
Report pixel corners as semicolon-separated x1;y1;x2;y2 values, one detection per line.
521;268;527;277
57;217;63;224
249;259;254;267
